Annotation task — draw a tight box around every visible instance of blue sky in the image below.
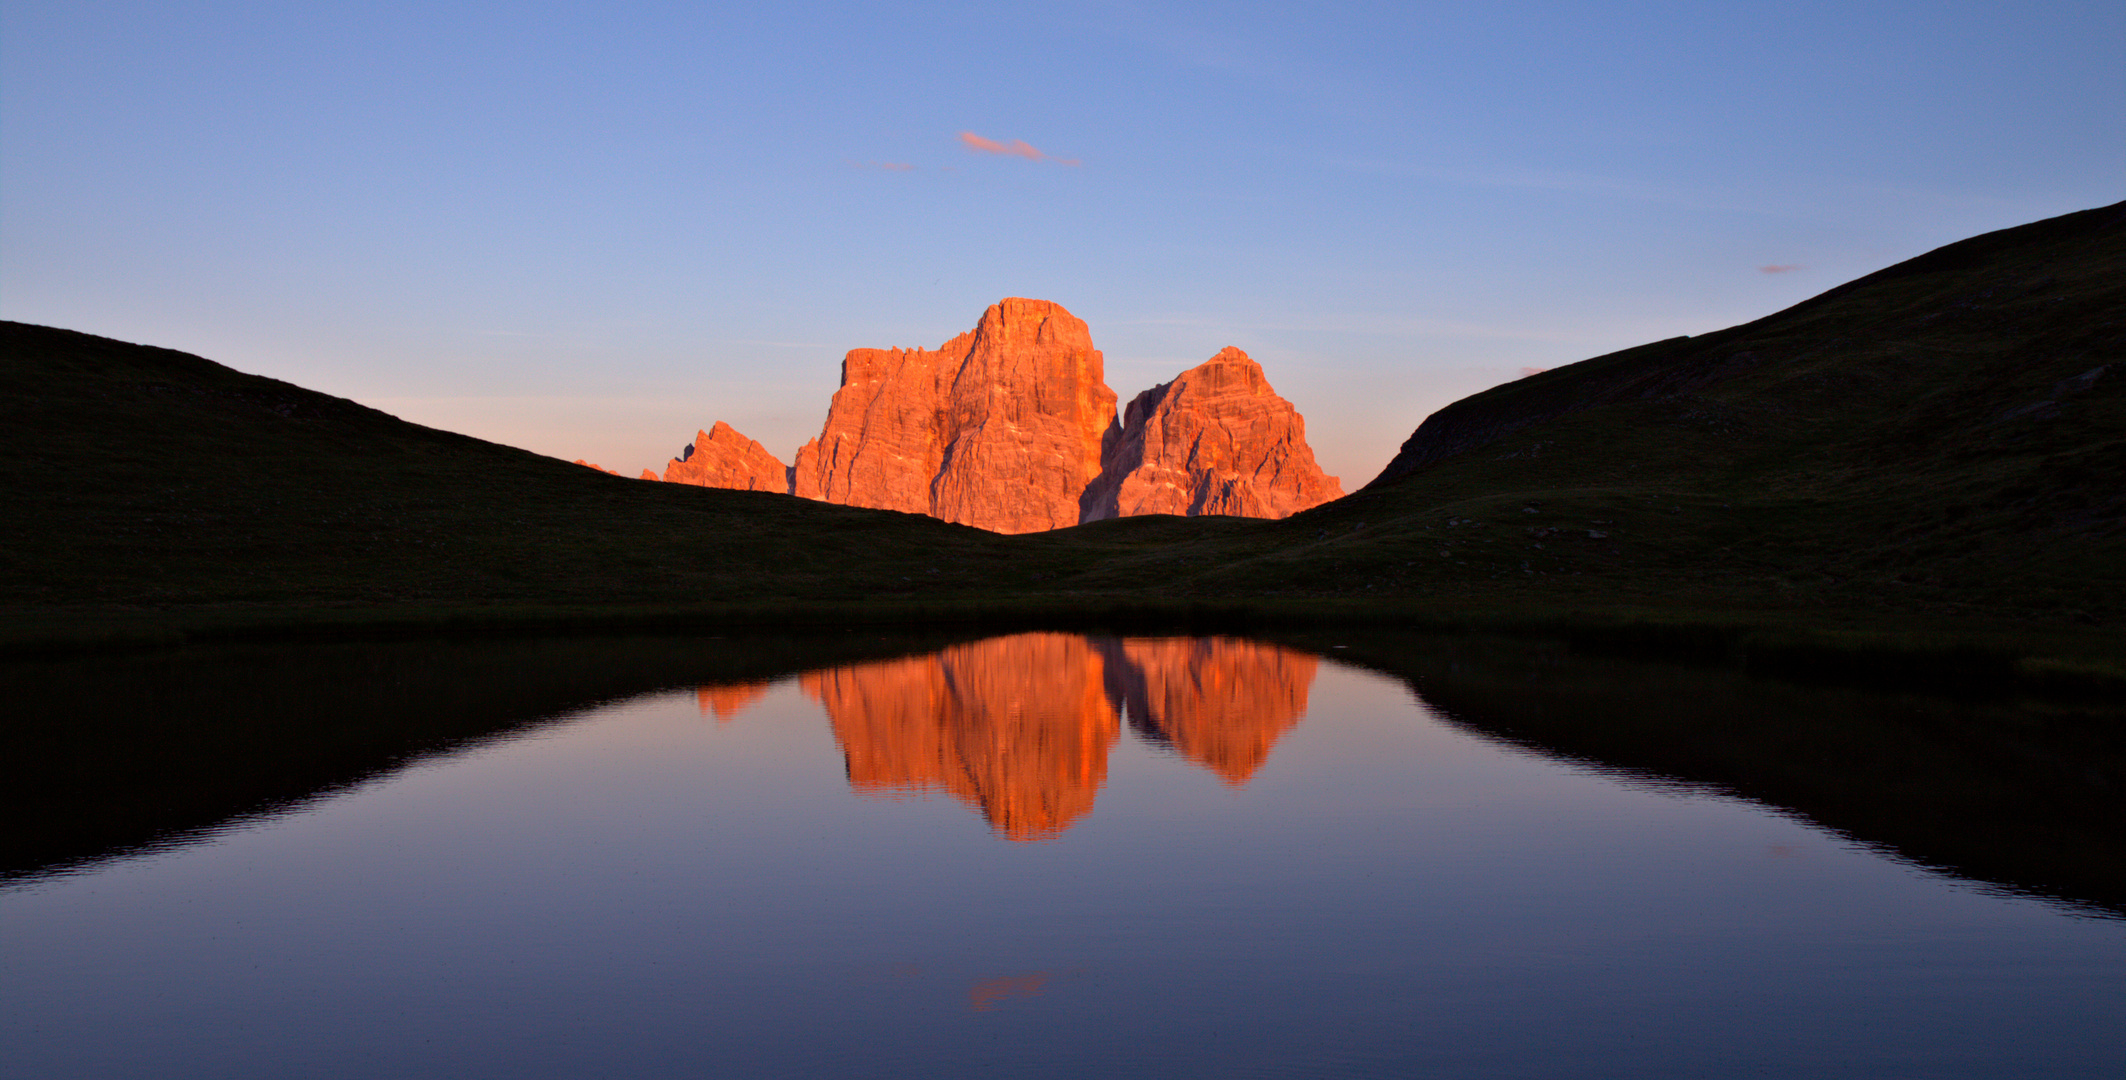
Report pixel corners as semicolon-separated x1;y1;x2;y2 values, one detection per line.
5;1;2120;485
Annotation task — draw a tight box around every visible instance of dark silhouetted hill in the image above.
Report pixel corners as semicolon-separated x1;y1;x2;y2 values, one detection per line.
5;201;2123;644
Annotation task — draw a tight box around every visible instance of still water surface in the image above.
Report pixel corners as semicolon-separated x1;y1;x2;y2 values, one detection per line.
4;634;2121;1078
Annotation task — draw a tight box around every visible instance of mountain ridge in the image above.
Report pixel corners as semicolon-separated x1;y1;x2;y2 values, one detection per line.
623;299;1341;532
4;200;2122;646
1369;200;2126;488
1081;346;1341;522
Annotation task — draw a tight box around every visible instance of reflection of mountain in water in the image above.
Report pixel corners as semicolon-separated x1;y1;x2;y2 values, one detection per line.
695;683;770;724
790;634;1318;840
1102;638;1317;785
16;631;2118;913
802;634;1118;841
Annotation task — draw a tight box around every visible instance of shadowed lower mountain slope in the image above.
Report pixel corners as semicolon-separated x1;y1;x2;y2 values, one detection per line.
0;322;1038;614
4;201;2123;647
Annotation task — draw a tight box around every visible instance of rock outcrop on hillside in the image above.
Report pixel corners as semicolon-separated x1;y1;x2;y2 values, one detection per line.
791;298;1117;534
655;421;788;492
1080;346;1341;521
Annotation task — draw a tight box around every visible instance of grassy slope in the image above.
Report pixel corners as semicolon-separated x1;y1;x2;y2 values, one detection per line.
1023;201;2126;633
0;323;1042;616
3;202;2122;668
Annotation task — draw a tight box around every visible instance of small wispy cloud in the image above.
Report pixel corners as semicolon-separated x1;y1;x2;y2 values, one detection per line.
1758;264;1803;274
958;131;1080;166
849;159;917;172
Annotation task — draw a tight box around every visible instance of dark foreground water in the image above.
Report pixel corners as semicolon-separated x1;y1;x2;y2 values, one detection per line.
3;633;2121;1078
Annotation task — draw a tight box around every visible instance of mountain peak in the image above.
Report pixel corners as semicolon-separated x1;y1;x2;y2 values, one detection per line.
627;299;1339;532
1081;345;1342;522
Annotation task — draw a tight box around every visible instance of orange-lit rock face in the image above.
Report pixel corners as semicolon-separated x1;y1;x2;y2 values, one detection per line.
792;299;1117;534
636;306;1336;527
802;633;1319;839
1081;346;1342;522
658;421;789;492
572;459;620;475
1103;637;1319;784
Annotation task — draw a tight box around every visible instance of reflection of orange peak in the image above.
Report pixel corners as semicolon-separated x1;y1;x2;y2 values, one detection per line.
804;634;1316;840
968;971;1052;1011
696;682;771;723
1108;637;1318;785
804;634;1118;841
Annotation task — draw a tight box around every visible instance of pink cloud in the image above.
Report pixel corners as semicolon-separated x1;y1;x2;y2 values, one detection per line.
1759;264;1802;274
848;160;917;172
1519;367;1548;378
958;131;1080;166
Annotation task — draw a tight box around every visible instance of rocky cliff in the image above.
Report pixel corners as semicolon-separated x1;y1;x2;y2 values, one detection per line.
655;421;788;492
791;298;1117;534
1081;346;1342;521
613;300;1340;530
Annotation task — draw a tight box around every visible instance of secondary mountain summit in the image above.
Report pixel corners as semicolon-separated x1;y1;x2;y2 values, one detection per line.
632;299;1342;533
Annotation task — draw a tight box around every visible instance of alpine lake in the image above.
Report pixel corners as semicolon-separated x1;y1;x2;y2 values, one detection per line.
4;629;2121;1079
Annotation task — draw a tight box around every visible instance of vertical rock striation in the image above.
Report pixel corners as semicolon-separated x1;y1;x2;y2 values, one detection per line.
792;298;1117;534
1080;346;1342;522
